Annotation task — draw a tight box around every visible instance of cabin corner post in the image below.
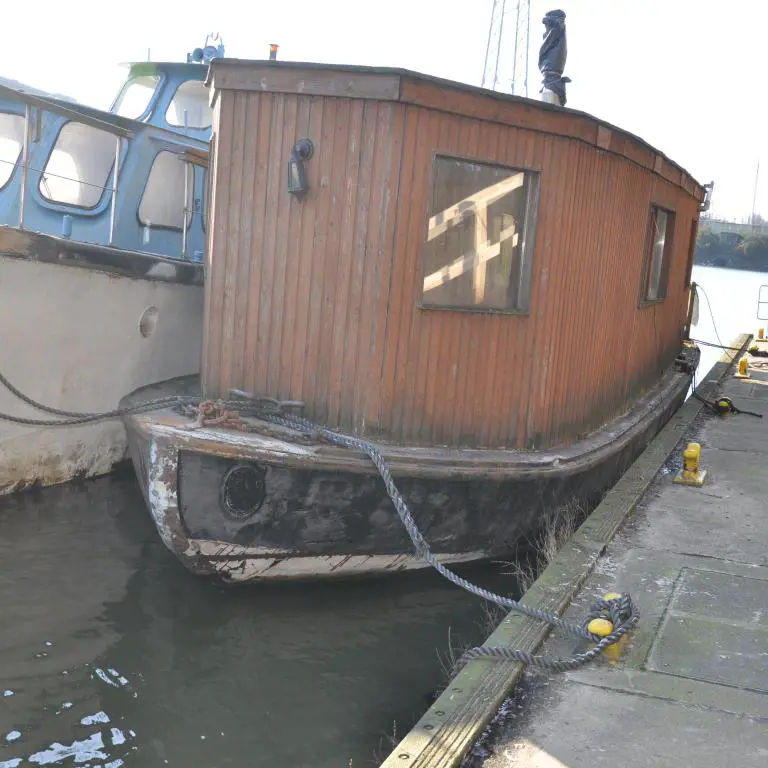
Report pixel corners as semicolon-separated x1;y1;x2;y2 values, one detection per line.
18;103;32;229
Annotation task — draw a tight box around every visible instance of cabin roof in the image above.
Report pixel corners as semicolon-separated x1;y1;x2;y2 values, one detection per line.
208;58;706;200
120;62;208;78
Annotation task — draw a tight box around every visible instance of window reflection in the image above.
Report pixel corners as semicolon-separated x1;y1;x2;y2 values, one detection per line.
0;113;25;189
113;75;160;120
422;156;535;312
165;80;212;130
39;122;116;208
138;150;192;230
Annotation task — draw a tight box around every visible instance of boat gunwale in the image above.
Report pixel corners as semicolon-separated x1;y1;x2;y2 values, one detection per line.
0;226;204;285
125;351;695;480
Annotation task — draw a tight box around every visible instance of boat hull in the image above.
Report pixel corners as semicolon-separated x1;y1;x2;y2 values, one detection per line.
122;349;697;582
0;232;203;494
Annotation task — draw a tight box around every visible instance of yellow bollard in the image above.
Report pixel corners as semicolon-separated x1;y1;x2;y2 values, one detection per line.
735;356;751;379
759;328;765;340
588;594;628;661
674;442;707;486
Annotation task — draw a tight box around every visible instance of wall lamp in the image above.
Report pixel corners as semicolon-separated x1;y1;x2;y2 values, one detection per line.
287;139;314;199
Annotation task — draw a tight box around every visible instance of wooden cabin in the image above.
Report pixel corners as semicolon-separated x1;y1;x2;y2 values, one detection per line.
201;60;705;451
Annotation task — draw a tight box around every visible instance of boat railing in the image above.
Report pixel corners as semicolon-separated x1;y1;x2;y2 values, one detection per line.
0;82;208;262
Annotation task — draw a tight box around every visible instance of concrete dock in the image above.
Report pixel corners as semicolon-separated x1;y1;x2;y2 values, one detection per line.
383;335;768;767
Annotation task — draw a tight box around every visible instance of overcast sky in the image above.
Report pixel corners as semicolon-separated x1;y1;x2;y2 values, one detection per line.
3;0;761;219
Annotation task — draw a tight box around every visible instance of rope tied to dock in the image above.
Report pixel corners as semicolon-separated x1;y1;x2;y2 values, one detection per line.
244;404;640;671
0;369;640;670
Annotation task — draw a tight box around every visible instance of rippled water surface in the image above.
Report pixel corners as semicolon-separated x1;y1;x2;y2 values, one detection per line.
0;468;513;768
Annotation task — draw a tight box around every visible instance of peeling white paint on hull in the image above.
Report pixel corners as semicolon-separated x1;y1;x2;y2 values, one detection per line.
190;540;489;582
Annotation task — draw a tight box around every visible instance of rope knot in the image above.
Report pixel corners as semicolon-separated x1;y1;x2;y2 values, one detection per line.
584;592;637;644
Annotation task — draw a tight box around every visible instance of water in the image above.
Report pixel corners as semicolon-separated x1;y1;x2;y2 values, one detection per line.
690;265;767;377
0;265;760;768
0;467;512;768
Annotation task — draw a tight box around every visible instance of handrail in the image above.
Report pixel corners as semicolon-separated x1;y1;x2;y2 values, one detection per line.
182;148;209;168
0;82;133;139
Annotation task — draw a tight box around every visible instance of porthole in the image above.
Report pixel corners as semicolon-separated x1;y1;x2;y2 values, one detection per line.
139;306;159;337
220;464;267;521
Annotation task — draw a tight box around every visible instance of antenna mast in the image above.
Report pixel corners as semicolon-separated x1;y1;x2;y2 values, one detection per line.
481;0;531;96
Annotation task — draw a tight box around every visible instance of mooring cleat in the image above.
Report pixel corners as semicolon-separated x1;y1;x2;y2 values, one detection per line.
674;442;707;486
588;593;630;661
734;356;751;379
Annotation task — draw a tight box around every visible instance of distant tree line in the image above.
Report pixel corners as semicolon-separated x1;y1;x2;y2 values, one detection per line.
695;215;768;271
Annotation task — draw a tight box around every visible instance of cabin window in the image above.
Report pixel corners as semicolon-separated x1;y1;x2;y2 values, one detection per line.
138;150;192;230
113;75;160;120
165;80;212;130
643;206;675;302
39;122;116;208
0;113;25;189
421;156;537;313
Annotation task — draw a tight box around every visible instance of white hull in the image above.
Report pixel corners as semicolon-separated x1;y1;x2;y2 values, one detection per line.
0;256;202;493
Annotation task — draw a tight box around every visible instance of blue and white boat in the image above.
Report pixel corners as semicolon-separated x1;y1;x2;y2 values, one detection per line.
0;37;223;494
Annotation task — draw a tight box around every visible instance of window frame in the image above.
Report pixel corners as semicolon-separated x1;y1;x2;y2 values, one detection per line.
164;79;212;130
111;73;164;123
0;111;26;192
136;149;194;232
639;204;676;306
36;119;120;213
417;151;541;316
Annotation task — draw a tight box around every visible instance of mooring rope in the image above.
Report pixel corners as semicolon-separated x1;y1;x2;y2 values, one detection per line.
248;406;640;670
0;371;640;670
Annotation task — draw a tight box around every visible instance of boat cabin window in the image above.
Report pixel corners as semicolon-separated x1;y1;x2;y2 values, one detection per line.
113;75;160;120
421;156;537;313
644;206;675;302
165;80;211;130
138;150;192;230
0;113;25;189
39;122;117;208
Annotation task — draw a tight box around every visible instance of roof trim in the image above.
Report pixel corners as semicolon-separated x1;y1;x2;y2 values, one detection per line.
208;58;706;199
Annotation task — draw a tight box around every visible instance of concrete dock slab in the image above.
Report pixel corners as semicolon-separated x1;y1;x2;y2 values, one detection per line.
471;343;768;766
382;335;768;768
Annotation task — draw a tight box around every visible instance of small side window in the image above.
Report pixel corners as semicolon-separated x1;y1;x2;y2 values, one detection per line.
643;205;675;302
0;113;25;189
165;80;212;130
421;155;538;313
138;151;192;230
39;122;116;208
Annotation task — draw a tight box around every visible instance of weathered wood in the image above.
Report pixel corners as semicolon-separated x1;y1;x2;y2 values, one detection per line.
212;63;401;102
203;63;706;449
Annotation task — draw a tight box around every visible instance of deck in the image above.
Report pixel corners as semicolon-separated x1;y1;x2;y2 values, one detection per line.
383;332;768;766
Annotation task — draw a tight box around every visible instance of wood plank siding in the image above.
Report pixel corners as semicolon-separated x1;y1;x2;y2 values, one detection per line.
202;61;706;450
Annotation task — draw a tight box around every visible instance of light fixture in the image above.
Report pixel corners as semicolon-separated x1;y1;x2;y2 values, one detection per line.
287;139;314;199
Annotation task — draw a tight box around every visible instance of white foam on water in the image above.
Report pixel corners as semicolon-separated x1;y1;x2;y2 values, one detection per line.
28;733;108;765
110;728;126;746
80;711;110;726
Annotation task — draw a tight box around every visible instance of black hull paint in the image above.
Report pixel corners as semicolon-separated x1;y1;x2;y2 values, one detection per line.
121;350;697;582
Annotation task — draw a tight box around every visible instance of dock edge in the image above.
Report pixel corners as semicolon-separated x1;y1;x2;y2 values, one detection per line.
380;334;752;768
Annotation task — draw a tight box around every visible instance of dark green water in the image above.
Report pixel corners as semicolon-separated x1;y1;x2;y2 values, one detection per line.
0;469;517;767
